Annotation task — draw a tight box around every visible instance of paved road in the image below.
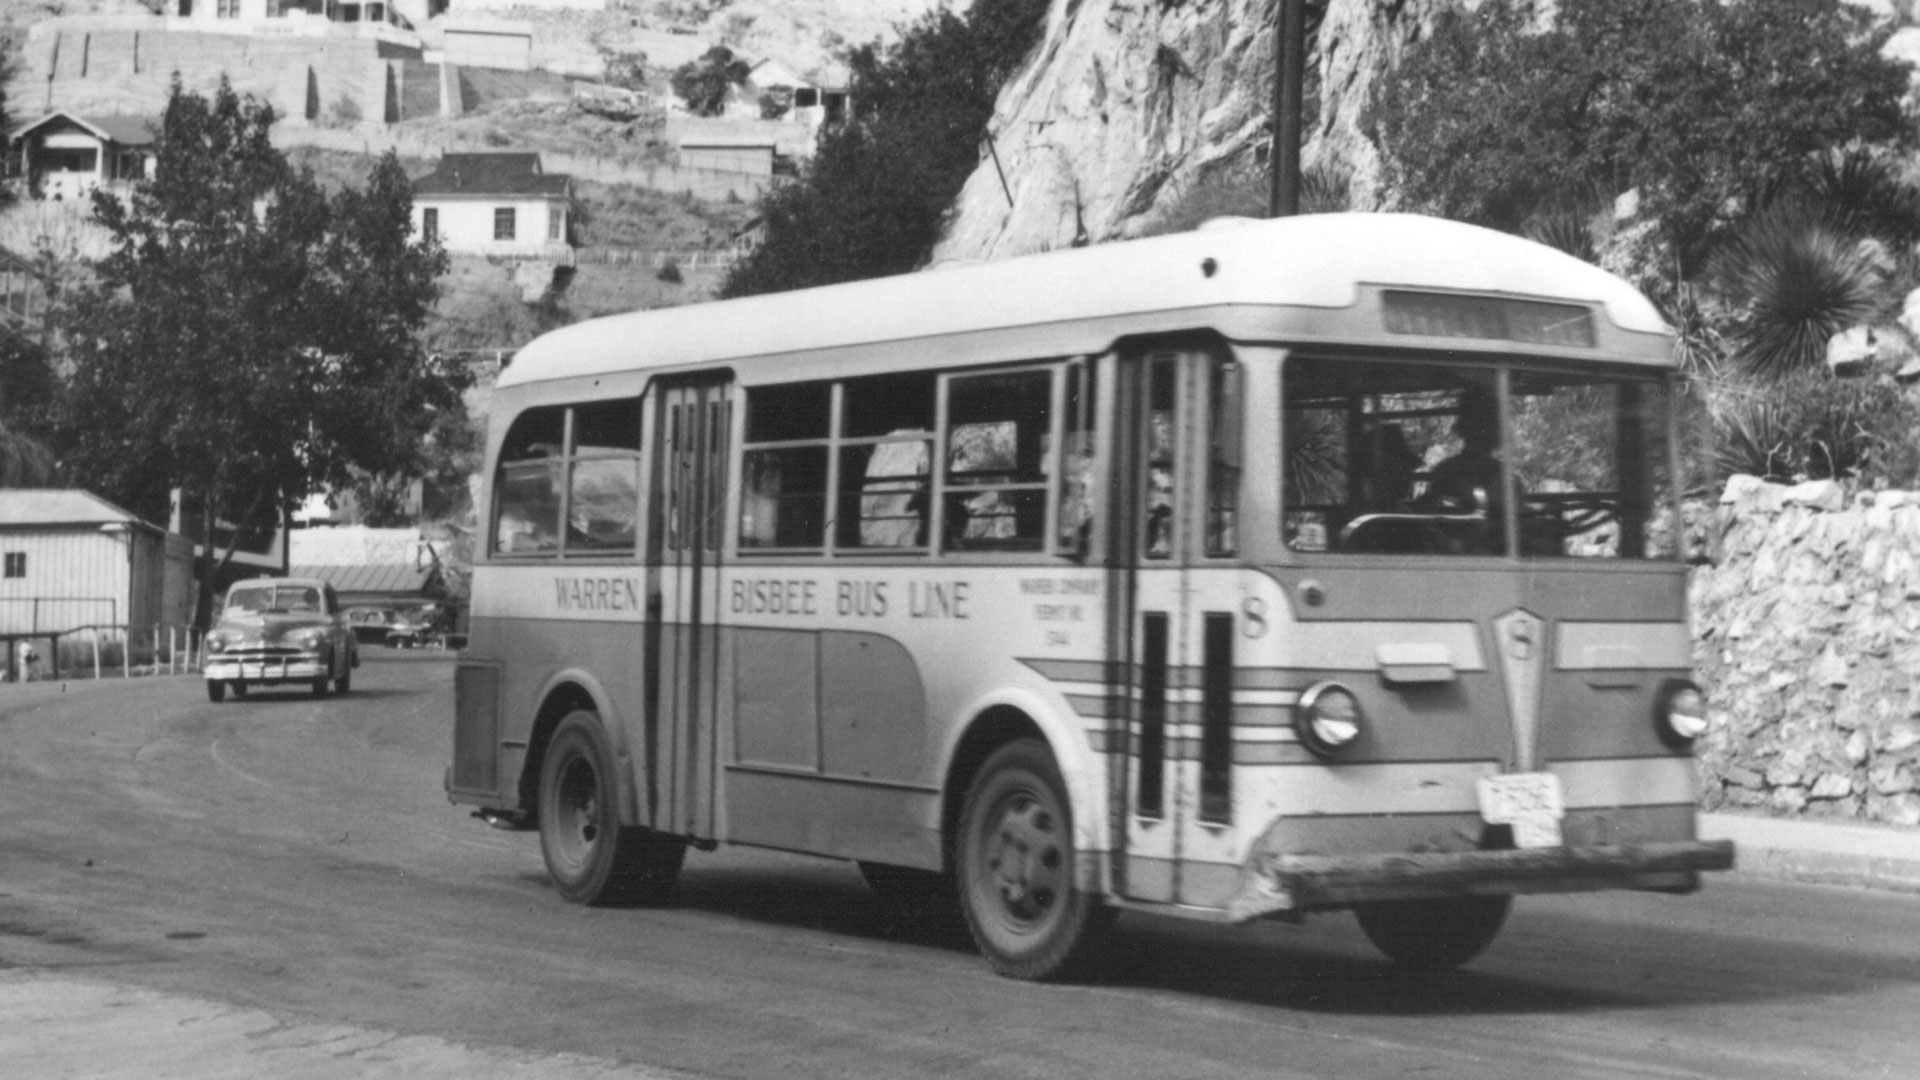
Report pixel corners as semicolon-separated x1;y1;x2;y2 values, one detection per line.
2;659;1917;1079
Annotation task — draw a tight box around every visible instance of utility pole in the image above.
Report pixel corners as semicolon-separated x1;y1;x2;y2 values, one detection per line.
1268;0;1306;218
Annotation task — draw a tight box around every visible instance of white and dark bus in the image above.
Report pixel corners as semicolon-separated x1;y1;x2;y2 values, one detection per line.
448;213;1734;978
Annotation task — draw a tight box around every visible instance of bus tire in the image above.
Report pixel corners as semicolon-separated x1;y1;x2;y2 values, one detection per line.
956;738;1110;980
539;710;684;906
1353;895;1511;971
206;680;226;703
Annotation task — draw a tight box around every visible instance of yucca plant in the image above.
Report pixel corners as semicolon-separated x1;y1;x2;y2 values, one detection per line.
1707;202;1884;380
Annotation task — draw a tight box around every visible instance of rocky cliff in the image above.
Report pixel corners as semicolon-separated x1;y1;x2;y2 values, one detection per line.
931;0;1443;262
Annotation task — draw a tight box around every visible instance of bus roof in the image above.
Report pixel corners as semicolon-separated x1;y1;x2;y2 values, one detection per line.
498;213;1671;389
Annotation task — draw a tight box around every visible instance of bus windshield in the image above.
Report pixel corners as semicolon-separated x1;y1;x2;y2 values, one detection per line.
1282;355;1673;559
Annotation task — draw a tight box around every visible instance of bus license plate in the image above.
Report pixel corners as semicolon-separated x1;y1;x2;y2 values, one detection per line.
1477;772;1565;849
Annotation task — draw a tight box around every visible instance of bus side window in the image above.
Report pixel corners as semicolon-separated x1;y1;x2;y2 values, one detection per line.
944;368;1052;551
1057;362;1097;554
568;398;641;551
494;406;566;555
740;381;831;551
836;372;935;550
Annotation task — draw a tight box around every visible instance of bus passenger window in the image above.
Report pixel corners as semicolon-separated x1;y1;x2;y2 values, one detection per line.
837;372;935;550
567;399;641;551
496;460;562;553
740;382;832;551
740;447;828;548
945;369;1052;551
494;406;566;555
1057;362;1097;554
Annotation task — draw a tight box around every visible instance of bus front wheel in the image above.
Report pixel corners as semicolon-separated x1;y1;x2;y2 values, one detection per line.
538;711;684;906
1353;895;1511;971
956;738;1110;980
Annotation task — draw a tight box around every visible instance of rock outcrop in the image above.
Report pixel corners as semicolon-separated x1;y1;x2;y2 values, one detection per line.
1692;476;1920;826
931;0;1443;262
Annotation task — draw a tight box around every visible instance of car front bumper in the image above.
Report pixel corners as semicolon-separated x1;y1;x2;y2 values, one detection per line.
205;654;327;683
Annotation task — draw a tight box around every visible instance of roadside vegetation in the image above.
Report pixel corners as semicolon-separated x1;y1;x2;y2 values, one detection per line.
1368;0;1920;491
721;0;1048;295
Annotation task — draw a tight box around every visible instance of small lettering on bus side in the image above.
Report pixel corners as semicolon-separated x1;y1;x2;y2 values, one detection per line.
555;576;642;612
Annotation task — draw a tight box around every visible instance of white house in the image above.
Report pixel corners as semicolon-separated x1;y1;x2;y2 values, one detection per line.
747;57;850;134
10;112;157;203
0;489;193;637
412;152;577;262
677;134;777;177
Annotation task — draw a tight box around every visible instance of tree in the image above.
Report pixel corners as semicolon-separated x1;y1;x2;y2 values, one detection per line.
1372;0;1913;276
671;46;751;117
45;77;463;625
722;0;1048;297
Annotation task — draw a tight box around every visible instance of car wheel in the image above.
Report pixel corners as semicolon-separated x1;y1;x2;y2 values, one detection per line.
311;675;329;697
206;680;226;703
956;738;1112;980
539;710;685;906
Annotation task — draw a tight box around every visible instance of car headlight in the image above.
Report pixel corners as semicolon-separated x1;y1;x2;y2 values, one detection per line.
1656;679;1709;747
205;636;227;653
1296;681;1364;757
293;629;327;649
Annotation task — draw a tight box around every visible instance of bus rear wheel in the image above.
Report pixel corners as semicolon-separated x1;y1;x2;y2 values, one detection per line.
539;710;684;906
956;738;1110;980
1353;895;1511;971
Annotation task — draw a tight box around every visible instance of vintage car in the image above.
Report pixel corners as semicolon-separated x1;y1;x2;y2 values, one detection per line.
384;605;443;649
345;605;401;645
202;577;358;702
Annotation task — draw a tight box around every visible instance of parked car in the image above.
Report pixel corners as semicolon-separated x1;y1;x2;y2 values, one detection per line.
202;577;358;702
385;605;443;649
345;606;401;645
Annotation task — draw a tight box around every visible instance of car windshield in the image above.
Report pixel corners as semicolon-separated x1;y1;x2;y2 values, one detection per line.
226;585;323;614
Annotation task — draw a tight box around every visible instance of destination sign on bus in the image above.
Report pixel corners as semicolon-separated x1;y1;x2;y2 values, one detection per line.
1382;289;1596;348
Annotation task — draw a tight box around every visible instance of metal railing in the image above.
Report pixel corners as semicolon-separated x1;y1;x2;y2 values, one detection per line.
2;623;203;683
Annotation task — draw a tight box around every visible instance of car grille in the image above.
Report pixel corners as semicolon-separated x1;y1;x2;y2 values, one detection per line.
223;645;312;661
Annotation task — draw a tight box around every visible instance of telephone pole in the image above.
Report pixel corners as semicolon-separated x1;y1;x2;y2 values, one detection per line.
1268;0;1306;217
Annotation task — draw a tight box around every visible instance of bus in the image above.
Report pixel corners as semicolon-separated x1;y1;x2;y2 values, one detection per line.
447;213;1735;979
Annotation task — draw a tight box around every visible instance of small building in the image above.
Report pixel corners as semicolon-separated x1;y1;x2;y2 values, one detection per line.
0;489;193;637
10;112;156;203
440;16;535;71
411;152;577;262
748;58;851;134
677;135;777;177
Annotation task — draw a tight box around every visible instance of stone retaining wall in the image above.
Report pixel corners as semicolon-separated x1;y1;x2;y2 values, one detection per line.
1691;475;1920;826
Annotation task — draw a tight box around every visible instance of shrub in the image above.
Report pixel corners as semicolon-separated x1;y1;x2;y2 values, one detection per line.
1709;372;1920;487
657;259;683;283
1706;202;1885;379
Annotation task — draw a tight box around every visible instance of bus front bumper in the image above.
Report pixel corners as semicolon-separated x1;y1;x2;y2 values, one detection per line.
1227;839;1737;921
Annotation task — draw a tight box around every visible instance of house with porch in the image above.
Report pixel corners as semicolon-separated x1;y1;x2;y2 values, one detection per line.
10;111;156;202
411;152;577;262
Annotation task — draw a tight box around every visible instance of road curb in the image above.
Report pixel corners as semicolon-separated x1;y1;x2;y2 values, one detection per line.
1700;812;1920;894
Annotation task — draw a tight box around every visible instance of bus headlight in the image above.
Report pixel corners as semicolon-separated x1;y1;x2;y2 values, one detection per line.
1656;680;1709;747
1296;681;1364;758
